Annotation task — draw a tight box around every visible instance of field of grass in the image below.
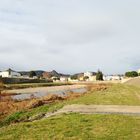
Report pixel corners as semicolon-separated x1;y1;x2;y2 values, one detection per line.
0;114;140;140
0;83;140;139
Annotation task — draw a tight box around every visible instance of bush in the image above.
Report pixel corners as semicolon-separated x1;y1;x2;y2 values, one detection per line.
96;71;103;81
70;75;78;80
83;76;89;81
125;71;138;77
29;71;37;78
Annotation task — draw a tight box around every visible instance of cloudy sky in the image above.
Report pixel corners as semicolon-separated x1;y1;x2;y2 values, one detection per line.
0;0;140;74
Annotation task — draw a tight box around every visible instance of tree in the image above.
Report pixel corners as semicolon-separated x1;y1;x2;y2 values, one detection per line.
70;75;78;80
96;70;103;81
29;71;37;78
125;71;138;77
83;76;89;81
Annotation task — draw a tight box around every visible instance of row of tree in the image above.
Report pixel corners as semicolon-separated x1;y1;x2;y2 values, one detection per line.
125;71;139;77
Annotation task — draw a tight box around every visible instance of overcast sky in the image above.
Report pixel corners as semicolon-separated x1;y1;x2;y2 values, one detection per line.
0;0;140;74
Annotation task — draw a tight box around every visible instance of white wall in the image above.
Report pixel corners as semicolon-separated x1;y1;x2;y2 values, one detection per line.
0;71;21;78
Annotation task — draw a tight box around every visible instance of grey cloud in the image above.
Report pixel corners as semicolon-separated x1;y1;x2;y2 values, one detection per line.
0;0;140;74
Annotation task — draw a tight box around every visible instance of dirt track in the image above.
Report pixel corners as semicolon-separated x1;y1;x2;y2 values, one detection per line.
124;77;140;86
45;105;140;118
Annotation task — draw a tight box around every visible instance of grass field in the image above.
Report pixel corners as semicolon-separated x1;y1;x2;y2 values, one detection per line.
0;83;140;139
0;114;140;140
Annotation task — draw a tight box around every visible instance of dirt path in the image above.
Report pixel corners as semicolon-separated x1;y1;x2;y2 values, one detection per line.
124;77;140;86
45;105;140;118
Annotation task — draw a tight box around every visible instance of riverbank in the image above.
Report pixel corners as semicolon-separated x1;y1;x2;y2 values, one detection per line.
0;83;140;139
2;84;86;94
0;83;108;124
3;82;72;90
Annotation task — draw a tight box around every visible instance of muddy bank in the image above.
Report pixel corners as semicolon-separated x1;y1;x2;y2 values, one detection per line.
0;83;109;121
2;85;86;94
1;85;87;101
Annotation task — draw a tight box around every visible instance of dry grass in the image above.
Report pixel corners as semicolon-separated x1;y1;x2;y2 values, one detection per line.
86;83;111;91
0;83;109;120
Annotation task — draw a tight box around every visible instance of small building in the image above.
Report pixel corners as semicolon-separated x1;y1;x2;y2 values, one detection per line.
84;72;93;77
60;77;68;82
103;75;122;81
83;72;96;82
138;69;140;75
0;68;21;78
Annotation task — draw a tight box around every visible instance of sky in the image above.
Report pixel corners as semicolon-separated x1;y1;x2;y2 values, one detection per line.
0;0;140;74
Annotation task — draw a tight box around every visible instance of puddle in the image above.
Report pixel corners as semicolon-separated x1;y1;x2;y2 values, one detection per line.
11;88;87;101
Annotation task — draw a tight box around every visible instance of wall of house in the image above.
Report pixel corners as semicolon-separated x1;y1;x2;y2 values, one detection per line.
84;72;93;77
0;72;9;77
10;71;21;77
0;71;21;78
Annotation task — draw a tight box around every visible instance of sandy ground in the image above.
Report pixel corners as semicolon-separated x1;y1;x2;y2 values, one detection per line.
2;85;87;94
45;105;140;118
124;77;140;86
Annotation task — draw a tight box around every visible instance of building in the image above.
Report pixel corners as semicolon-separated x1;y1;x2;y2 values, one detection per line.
84;72;93;77
0;69;21;78
83;72;96;81
60;77;68;82
138;69;140;74
103;75;122;81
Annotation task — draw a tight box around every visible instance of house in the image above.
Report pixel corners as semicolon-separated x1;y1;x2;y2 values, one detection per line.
103;75;122;81
0;68;21;78
60;77;68;82
84;72;93;77
83;72;96;81
51;76;60;82
138;69;140;75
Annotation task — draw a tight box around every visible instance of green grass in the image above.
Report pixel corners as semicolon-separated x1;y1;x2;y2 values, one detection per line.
67;83;140;105
1;83;140;139
1;83;140;127
0;114;140;140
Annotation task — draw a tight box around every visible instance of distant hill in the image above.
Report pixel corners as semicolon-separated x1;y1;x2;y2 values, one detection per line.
19;70;45;77
43;70;70;79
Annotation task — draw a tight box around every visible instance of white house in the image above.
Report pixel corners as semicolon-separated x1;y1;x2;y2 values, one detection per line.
60;77;68;82
138;69;140;75
0;69;21;78
103;75;122;81
84;72;93;77
83;72;96;82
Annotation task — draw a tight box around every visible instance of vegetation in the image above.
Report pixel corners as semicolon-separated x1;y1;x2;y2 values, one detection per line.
1;84;140;126
70;75;78;80
29;71;37;78
0;114;140;140
83;76;89;81
96;70;103;81
52;77;60;81
125;71;138;77
0;84;140;139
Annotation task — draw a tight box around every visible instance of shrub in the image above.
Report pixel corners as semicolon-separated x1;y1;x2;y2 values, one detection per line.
125;71;138;77
70;75;78;80
96;70;103;81
83;76;89;81
29;71;37;78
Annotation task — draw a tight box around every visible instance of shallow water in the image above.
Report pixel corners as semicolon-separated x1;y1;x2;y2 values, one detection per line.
11;88;87;101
